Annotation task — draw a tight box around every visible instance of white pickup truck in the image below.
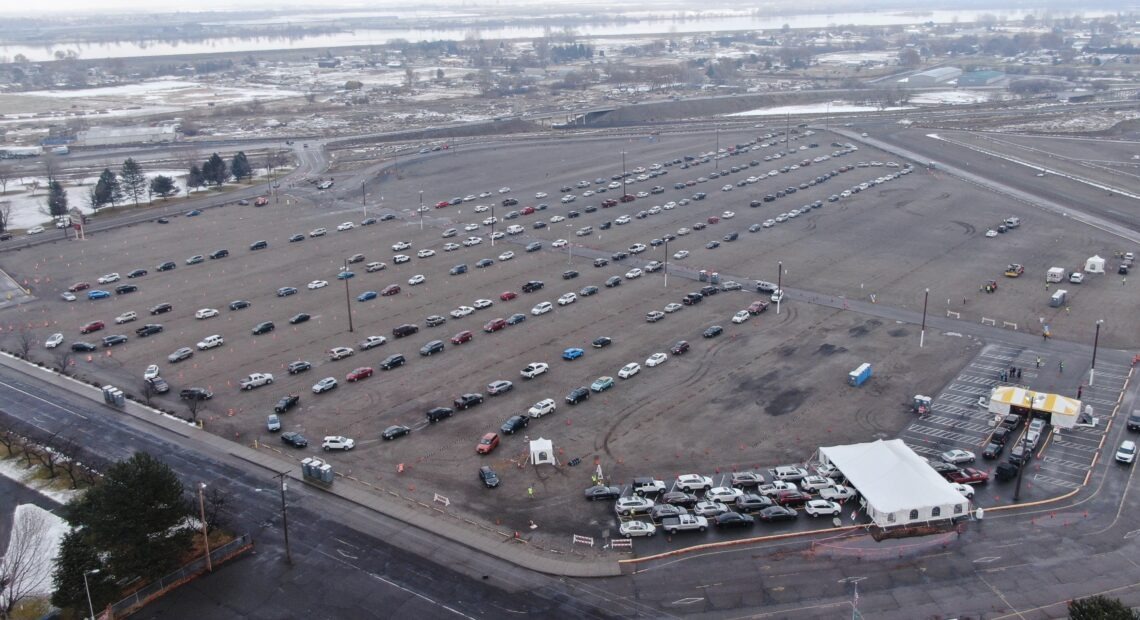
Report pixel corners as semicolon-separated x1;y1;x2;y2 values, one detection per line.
661;514;708;534
240;373;275;390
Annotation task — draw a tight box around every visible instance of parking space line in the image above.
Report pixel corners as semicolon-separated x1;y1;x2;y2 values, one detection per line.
1050;440;1101;454
907;425;987;444
902;442;943;457
1041;455;1095;471
922;416;994;433
945;384;989;395
1032;474;1081;490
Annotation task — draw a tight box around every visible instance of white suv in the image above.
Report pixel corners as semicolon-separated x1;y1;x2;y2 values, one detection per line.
528;398;557;417
322;436;355;451
674;474;712;492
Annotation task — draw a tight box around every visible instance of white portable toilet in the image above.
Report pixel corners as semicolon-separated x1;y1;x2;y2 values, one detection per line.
1084;255;1105;273
529;437;556;466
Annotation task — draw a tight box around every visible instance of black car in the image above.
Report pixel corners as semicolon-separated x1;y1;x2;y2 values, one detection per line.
994;462;1019;481
661;491;699;508
650;238;663;247
426;407;454;423
533;221;547;229
287;361;311;375
71;342;97;352
928;460;960;475
734;494;774;513
262;389;299;413
229;300;251;311
599;221;612;230
521;280;544;293
127;269;148;278
146;376;170;394
700;286;719;297
252;321;275;335
501;415;530;435
649;504;687;523
361;217;377;226
506;313;527;326
289;234;305;243
584;205;598;213
757;506;798;522
562;270;579;280
250;240;268;250
671;340;690;355
179;387;214;401
592;337;612;348
150;303;173;315
382;425;411;441
426;315;447;327
289;313;311;325
380;354;406;370
476;258;495;268
611;251;629;261
525;242;542;252
281;432;308;448
156;261;177;272
380;213;396;221
1008;443;1032;466
605;276;622;288
454;393;484;410
982;441;1004;460
593;258;609;268
209;249;229;259
135;324;163;337
420;340;445;356
115;284;138;295
583;485;622;501
714;511;755;528
702;325;724;338
479;466;500;488
102;335;128;347
566;387;590;405
990;427;1012;445
705;241;720;249
580;286;599;297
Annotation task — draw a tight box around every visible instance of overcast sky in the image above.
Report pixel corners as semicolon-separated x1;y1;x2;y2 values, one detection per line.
1;0;604;16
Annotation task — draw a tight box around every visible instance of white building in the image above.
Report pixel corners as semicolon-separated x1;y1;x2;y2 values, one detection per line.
819;439;970;528
904;67;963;87
76;125;177;146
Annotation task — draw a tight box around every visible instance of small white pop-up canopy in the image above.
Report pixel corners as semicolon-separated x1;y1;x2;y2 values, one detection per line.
1084;255;1105;273
529;437;555;465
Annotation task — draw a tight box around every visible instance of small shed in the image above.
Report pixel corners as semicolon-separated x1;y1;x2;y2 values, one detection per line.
529;437;555;466
1085;255;1105;273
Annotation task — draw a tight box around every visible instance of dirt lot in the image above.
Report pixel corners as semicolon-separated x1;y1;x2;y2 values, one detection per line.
1;128;1135;547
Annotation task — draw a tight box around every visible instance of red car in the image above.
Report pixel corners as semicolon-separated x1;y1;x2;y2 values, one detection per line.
620;194;636;203
346;367;374;382
499;291;517;301
601;199;618;208
476;432;500;455
435;200;450;208
748;300;770;315
483;318;506;333
450;330;473;345
945;467;990;485
68;282;91;292
521;206;535;215
775;490;813;507
80;320;105;334
381;284;401;296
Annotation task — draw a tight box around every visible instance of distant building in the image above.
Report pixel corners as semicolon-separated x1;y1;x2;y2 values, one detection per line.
905;67;963;87
1057;90;1096;103
957;70;1006;87
317;59;341;69
76;125;176;147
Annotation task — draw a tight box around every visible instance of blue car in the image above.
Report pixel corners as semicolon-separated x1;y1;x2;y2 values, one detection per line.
357;291;378;302
185;209;202;217
590;376;615;392
337;271;355;280
562;347;584;360
87;290;111;300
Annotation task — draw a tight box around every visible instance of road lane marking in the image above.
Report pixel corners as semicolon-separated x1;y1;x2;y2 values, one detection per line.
0;378;89;420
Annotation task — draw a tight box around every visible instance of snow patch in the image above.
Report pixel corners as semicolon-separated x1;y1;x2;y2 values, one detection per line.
1;504;70;600
0;457;80;504
727;102;914;117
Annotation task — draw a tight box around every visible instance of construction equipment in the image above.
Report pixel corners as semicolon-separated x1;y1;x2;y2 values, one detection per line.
1004;264;1025;278
912;395;932;415
981;279;998;293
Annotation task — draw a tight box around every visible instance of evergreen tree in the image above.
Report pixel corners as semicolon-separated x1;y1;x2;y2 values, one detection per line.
230;151;251;182
187;165;205;194
94;168;119;208
47;180;68;216
204;153;227;186
50;530;114;614
1069;595;1140;620
119;157;147;206
149;175;178;200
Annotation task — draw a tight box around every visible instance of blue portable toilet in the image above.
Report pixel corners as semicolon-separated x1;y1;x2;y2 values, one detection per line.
848;363;872;387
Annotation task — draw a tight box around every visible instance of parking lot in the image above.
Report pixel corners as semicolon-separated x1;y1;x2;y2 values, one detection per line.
2;126;1137;548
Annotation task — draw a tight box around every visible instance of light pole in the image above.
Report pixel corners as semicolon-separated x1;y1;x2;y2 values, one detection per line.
273;471;294;564
343;258;354;333
1090;319;1104;386
198;483;212;572
418;190;424;231
621;151;627;182
490;204;495;247
776;261;783;315
663;237;669;288
361;181;366;220
83;569;99;620
715;126;720;170
920;288;929;348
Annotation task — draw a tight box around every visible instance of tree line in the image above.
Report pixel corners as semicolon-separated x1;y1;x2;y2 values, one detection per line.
187;151;252;194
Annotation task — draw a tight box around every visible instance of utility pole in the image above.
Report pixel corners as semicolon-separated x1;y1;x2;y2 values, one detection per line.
343;258;354;333
715;126;720;170
198;483;212;572
776;261;783;315
272;471;293;565
920;288;929;348
361;181;366;220
418;190;424;231
1090;319;1104;386
663;238;669;288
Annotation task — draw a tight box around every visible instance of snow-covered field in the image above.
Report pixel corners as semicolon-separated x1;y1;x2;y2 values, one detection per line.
909;90;990;105
24;80;304;106
0;456;79;504
1;169;192;229
727;102;914;117
1;505;68;601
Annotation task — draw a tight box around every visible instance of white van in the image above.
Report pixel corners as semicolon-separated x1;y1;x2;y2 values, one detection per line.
1004;217;1021;228
506;224;524;235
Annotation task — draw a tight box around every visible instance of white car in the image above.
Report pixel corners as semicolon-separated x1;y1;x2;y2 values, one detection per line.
551;239;568;248
328;347;354;360
560;196;575;204
558;293;577;306
673;250;690;260
416;249;436;258
535;192;548;198
819;485;858;502
762;219;776;228
521;363;549;379
804;499;842;517
463;237;483;247
473;299;493;309
693;501;729;517
757;480;799;496
646;352;668;367
722;211;735;219
308;280;329;290
481;217;497;225
143;364;160;380
474;204;489;213
97;273;121;284
677;227;691;236
618;362;640;379
706;486;743;503
309;228;327;237
499;187;511;194
528;398;557;417
366;262;387;273
498;251;515;261
952;483;975;499
985;230;998;238
337;222;355;231
45;333;64;348
490;231;505;240
721;184;734;192
531;302;553;315
408;274;426;286
60;292;76;302
443;243;460;252
393;241;411;251
393;254;411;264
664;303;683;313
629;243;647;254
195;308;219;320
625;268;643;279
615;215;631;225
26;226;44;235
619;520;656;538
771;289;785;303
663;201;676;210
941;449;976;465
550;215;565;223
115;311;138;324
450;306;475;318
731;310;750;324
466;223;482;232
675;474;713;491
359;335;387;350
321;435;355;451
800;475;834;491
615;496;655;516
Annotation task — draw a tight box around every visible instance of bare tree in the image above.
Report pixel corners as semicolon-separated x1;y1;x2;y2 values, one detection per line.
19;437;35;468
54;436;90;489
0;162;11;195
15;329;34;358
203;485;230;530
140;380;156;407
35;431;62;478
41;154;58;185
186;398;204;422
0;506;54;617
54;350;73;374
0;429;15;457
